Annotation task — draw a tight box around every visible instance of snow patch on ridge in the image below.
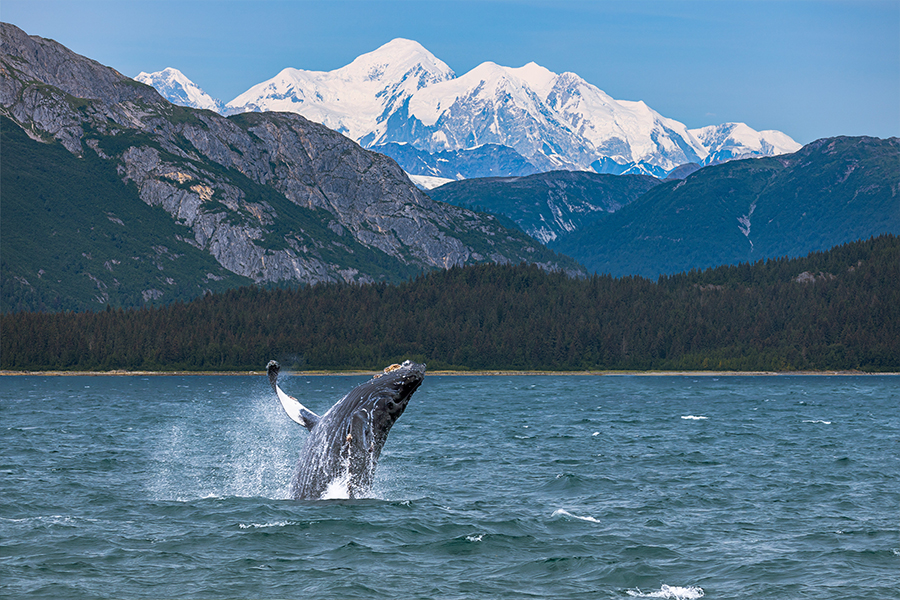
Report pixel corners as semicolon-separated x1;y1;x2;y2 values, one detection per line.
406;172;456;190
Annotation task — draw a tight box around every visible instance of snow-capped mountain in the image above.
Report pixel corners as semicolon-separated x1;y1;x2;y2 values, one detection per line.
140;40;800;178
543;71;712;175
135;67;224;113
402;61;598;171
689;123;801;164
226;38;455;144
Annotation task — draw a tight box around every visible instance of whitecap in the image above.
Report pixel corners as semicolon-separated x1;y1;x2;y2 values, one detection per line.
626;584;704;599
681;415;708;420
592;431;600;436
466;534;484;542
802;419;832;425
551;508;601;523
239;521;293;529
3;515;93;526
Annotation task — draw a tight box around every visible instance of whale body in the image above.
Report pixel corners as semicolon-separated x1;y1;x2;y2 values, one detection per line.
267;360;425;500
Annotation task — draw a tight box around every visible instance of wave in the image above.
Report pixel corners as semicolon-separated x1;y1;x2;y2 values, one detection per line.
551;508;601;523
626;584;704;599
0;514;98;527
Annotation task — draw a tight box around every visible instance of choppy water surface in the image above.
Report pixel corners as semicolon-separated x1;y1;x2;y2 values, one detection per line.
1;374;897;599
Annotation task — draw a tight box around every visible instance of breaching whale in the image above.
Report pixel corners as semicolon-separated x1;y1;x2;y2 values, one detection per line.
266;360;426;500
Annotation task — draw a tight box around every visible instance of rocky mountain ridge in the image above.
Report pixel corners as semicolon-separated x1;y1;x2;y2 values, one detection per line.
1;23;581;311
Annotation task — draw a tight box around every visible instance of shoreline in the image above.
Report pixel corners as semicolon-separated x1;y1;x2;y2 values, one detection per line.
1;369;894;377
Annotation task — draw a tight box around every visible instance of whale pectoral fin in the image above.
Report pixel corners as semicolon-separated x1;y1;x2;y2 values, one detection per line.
267;360;320;431
277;388;320;431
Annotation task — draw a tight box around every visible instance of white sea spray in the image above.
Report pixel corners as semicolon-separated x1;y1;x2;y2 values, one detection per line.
627;584;705;599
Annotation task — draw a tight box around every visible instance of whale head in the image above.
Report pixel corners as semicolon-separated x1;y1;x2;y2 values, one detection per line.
331;360;426;444
371;360;426;428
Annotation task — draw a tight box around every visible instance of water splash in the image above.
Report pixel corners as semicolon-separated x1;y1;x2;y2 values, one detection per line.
627;585;705;599
147;388;297;501
320;449;352;500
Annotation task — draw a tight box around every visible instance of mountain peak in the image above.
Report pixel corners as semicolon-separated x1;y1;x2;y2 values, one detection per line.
341;37;455;84
225;38;455;143
371;37;436;58
138;66;186;82
134;68;223;112
508;62;558;99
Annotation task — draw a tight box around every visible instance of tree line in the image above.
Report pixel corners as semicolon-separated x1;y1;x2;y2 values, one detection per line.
2;235;898;372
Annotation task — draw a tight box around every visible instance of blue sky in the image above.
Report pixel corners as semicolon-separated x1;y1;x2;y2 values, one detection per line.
3;0;898;144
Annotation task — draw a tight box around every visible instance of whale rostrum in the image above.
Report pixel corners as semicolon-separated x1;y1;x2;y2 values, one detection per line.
266;360;426;500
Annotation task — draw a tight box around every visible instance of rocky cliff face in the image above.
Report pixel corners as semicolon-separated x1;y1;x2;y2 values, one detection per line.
1;22;582;302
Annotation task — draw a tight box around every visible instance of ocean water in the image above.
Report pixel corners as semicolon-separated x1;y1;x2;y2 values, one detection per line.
1;373;897;599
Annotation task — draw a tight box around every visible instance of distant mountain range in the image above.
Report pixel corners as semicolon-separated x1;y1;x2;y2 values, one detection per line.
136;39;801;179
1;23;579;312
431;137;900;277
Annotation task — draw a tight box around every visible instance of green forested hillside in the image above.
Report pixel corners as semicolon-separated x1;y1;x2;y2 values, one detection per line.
1;116;253;312
551;136;900;277
3;235;897;372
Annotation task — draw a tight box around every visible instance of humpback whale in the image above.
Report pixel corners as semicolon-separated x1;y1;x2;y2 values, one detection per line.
267;360;426;500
